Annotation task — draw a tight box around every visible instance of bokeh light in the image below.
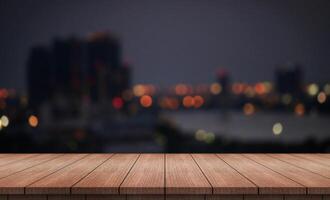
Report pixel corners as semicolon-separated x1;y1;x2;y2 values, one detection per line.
317;92;327;104
28;115;39;127
0;115;9;127
182;96;194;108
272;122;283;135
140;95;153;108
210;83;222;95
243;103;255;116
307;83;319;96
112;97;124;110
294;103;305;116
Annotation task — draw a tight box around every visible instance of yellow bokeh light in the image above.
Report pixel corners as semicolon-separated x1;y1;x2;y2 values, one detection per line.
307;83;319;96
210;83;222;95
272;122;283;135
28;115;38;127
317;92;327;104
0;115;9;127
133;84;145;97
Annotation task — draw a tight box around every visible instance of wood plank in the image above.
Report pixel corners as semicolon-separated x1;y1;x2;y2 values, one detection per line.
166;154;212;195
47;195;85;200
294;154;330;167
26;154;112;195
166;195;205;200
284;195;322;200
0;154;87;194
86;195;125;200
272;154;330;178
120;154;164;195
245;154;330;194
244;195;283;200
217;154;304;194
206;195;243;200
7;195;46;200
73;154;139;194
0;154;61;179
192;154;257;194
0;154;37;167
127;195;164;200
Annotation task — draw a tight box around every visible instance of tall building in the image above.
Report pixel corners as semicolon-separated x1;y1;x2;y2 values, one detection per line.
27;32;131;108
275;62;303;96
27;46;53;108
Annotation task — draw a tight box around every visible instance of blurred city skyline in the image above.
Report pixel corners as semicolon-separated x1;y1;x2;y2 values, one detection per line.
1;0;330;92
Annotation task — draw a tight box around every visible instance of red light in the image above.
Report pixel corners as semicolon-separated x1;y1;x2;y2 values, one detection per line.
112;97;124;110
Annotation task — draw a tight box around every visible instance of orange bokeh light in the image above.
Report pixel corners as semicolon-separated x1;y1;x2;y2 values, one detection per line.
193;95;204;108
140;95;153;108
28;115;38;127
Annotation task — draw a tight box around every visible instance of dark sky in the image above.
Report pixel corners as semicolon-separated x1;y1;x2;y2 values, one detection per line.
1;0;330;92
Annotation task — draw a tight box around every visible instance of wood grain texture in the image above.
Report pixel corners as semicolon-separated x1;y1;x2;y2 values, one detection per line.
86;195;125;200
246;154;330;194
0;154;37;167
273;154;330;178
0;154;87;194
218;154;305;195
244;195;283;200
206;195;243;200
166;195;205;200
120;154;164;194
296;154;330;167
284;195;322;200
166;154;212;195
47;195;85;200
0;154;61;179
7;195;46;200
26;154;112;195
192;154;257;194
127;195;164;200
73;154;139;194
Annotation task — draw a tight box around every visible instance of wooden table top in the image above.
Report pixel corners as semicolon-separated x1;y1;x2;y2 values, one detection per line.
0;154;330;196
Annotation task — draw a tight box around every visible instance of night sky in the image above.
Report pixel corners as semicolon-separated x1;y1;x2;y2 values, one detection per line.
1;0;330;92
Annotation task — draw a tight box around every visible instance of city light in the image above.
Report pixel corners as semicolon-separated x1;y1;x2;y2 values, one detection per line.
272;122;283;135
0;115;9;127
140;95;153;108
182;96;194;108
254;83;266;95
307;83;319;96
195;129;215;143
281;94;292;105
133;84;145;97
193;95;204;108
175;84;188;96
317;92;327;104
210;83;222;95
112;97;124;110
243;103;255;116
28;115;38;127
294;103;305;116
324;84;330;95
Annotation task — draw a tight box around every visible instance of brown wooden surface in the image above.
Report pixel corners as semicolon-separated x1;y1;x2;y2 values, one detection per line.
246;154;330;194
73;154;139;195
120;154;164;195
166;154;212;195
0;154;328;197
217;154;305;194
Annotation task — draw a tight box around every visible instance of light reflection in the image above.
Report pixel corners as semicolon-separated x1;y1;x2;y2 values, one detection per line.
272;122;283;135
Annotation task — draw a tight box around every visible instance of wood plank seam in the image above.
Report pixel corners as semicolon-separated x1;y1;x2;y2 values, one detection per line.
190;154;214;194
215;155;259;194
70;154;115;195
23;154;90;195
241;154;307;194
118;154;141;195
267;154;330;180
293;154;330;168
0;154;64;181
0;155;37;168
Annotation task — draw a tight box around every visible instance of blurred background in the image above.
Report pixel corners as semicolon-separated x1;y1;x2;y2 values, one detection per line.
0;0;330;153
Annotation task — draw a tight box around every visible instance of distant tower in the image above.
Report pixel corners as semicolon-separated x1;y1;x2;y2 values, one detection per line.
27;46;53;108
275;62;303;96
216;68;230;95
